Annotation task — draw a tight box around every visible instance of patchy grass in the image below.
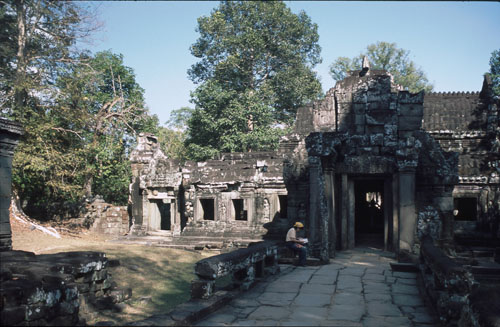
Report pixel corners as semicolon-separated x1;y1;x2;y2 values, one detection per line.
10;217;212;325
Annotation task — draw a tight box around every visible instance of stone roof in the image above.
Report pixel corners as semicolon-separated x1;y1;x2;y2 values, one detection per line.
422;91;483;131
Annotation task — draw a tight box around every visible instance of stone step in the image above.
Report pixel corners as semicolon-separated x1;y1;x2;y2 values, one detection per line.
390;262;419;272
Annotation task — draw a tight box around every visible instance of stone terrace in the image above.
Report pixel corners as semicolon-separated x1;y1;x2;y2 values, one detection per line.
195;247;438;327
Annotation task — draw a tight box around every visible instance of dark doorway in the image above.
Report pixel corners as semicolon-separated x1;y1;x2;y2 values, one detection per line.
152;200;171;231
355;179;385;247
200;199;215;220
278;195;288;219
454;197;477;221
232;199;247;221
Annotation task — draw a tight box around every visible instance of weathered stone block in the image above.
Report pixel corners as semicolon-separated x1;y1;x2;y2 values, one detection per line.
398;116;423;131
0;305;26;325
399;104;423;117
353;103;366;114
354;114;365;125
191;279;215;300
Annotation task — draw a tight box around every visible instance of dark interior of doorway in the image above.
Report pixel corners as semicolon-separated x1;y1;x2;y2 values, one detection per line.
153;200;171;230
355;179;384;248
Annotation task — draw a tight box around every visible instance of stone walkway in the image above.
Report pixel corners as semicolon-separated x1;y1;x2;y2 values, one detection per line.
195;247;438;327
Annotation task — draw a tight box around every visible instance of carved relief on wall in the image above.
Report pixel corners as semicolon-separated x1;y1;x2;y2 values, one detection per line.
219;201;227;221
262;198;270;222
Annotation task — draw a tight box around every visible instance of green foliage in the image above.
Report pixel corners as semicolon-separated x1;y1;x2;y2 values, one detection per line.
489;49;500;97
157;126;188;162
329;41;433;93
186;1;322;160
2;0;159;219
54;50;158;205
166;106;194;131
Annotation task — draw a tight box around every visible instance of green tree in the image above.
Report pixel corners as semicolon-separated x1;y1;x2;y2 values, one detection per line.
156;107;193;161
1;0;101;219
329;41;433;93
166;106;194;131
186;1;322;160
54;50;158;204
489;49;500;97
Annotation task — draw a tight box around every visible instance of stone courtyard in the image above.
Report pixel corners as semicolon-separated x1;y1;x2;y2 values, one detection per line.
195;247;437;327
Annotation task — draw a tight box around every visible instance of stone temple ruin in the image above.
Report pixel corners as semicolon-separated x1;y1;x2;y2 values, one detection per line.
1;60;499;326
129;61;499;261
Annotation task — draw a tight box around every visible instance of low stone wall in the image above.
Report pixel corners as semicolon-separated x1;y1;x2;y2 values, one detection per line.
191;241;280;299
0;250;130;326
419;236;500;327
84;197;129;235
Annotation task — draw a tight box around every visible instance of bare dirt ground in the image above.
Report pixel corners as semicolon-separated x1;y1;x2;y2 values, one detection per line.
10;215;212;325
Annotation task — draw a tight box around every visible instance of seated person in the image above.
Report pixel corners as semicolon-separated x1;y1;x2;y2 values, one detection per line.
286;222;307;266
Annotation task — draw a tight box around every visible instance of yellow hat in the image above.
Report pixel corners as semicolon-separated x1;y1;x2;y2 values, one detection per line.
294;222;304;228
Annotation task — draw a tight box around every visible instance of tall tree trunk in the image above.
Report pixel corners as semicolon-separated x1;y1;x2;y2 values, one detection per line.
84;174;93;199
14;0;27;120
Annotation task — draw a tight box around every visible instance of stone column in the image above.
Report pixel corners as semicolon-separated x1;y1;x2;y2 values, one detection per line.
341;174;349;249
398;170;417;253
384;178;392;251
0;118;23;252
392;173;399;252
348;178;355;249
324;168;336;258
308;156;320;252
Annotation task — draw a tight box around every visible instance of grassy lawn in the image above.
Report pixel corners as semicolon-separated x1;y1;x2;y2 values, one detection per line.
11;218;212;325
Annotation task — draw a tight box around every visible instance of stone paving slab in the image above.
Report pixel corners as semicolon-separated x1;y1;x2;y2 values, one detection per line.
286;306;329;324
293;293;332;307
194;247;437;327
319;320;363;327
366;301;403;317
328;304;365;321
247;306;291;320
309;274;336;285
300;283;336;294
266;281;302;293
332;292;364;305
392;283;420;294
257;292;296;306
362;316;412;327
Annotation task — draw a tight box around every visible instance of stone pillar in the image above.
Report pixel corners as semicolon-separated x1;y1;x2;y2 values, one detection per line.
348;178;355;249
0;118;23;252
341;174;348;249
398;170;417;253
392;173;399;252
308;156;320;252
324;168;336;258
384;178;392;251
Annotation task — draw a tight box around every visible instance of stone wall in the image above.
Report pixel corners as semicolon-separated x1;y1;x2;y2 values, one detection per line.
0;118;23;251
424;75;500;239
0;250;130;326
84;196;129;236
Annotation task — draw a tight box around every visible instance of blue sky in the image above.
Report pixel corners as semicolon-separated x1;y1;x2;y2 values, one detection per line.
82;1;500;126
